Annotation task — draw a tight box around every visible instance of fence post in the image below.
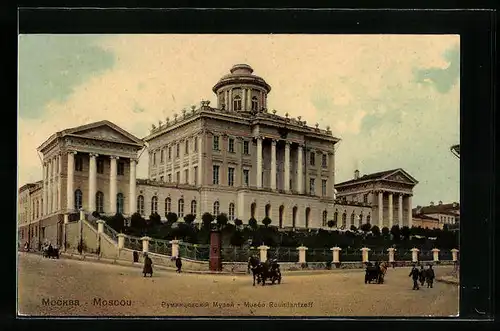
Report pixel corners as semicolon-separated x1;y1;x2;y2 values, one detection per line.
141;236;151;253
411;247;419;263
361;247;371;263
297;246;308;264
96;220;105;234
331;246;341;265
451;248;459;262
258;245;270;262
170;239;180;257
387;247;396;267
431;248;440;263
117;234;125;249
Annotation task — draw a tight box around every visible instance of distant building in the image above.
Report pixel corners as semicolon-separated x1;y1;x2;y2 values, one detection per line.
412;201;460;228
335;168;418;230
412;214;442;230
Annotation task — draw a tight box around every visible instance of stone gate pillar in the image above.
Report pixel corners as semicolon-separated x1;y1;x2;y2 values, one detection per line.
411;247;420;263
117;233;125;249
387;247;396;263
96;220;105;234
331;246;342;263
432;248;440;263
141;236;150;253
170;239;180;257
258;245;270;262
361;247;371;263
451;248;459;262
297;246;308;264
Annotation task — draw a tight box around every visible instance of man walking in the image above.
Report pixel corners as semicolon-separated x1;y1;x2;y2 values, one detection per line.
426;264;435;288
409;264;420;290
175;256;182;273
419;265;426;286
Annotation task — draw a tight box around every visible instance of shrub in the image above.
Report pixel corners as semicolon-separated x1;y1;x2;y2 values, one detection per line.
327;220;335;228
350;225;358;231
216;213;229;228
248;218;258;230
183;214;196;225
371;225;381;236
262;217;272;227
234;218;243;227
360;223;371;232
130;212;146;229
202;212;214;229
381;226;390;237
166;212;178;224
149;212;162;226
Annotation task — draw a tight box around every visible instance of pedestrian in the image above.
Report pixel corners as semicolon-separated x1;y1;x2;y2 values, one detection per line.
426;264;435;288
175;256;182;273
419;265;426;286
143;252;153;277
409;264;420;290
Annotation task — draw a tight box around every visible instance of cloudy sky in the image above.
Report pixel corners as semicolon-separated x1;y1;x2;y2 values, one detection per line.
18;34;460;207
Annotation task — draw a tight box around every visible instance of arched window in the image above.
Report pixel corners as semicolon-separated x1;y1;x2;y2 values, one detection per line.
265;204;271;218
351;213;355;227
213;201;220;216
165;197;171;216
279;205;284;228
151;196;158;215
190;200;197;217
359;213;363;227
178;199;184;218
117;193;124;214
292;206;298;228
36;201;39;218
137;195;145;215
342;212;347;228
251;96;258;111
334;210;338;227
228;203;235;221
233;95;242;111
322;210;328;227
95;191;104;213
366;214;371;224
74;189;83;210
250;202;256;219
305;207;311;228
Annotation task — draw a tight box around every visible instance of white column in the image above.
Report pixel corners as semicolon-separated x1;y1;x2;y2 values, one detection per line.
284;142;290;192
388;193;393;229
197;133;204;186
47;159;52;214
88;153;98;212
228;89;233;111
242;89;247;111
297;144;303;193
378;191;383;229
225;90;229;110
188;138;193;185
398;193;403;226
163;146;168;179
171;143;175;183
58;154;62;211
256;137;263;188
329;152;335;198
260;90;264;110
270;140;277;190
52;157;57;213
42;163;47;216
179;139;185;184
109;156;118;214
407;195;413;227
66;151;76;211
129;158;137;215
247;88;252;110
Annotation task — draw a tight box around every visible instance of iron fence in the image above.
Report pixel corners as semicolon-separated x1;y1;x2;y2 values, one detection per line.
221;247;252;262
178;242;210;261
306;249;331;262
103;223;119;242
267;247;299;262
149;238;172;255
124;236;142;251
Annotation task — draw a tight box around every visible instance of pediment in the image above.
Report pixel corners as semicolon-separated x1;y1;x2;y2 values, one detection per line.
64;121;143;146
382;169;418;185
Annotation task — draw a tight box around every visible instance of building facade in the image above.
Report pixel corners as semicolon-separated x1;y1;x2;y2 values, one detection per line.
413;201;459;227
335;169;418;229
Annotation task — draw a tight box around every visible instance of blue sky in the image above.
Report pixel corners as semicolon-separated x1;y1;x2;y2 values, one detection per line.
18;34;460;207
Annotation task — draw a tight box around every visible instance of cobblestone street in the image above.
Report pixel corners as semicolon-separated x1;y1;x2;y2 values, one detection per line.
18;253;459;317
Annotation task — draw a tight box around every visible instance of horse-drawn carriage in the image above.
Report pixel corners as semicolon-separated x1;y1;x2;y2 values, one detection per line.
42;245;60;259
365;262;387;284
248;256;282;286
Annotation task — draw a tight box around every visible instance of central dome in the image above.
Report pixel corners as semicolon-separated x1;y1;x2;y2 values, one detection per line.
230;64;254;75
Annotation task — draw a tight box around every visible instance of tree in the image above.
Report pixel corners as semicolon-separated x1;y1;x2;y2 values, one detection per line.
390;225;401;241
216;213;229;228
229;230;245;246
360;223;371;232
107;213;125;232
381;226;390;237
234;218;243;227
350;225;358;232
248;217;258;230
130;212;146;229
371;225;381;236
400;226;411;240
202;212;214;229
183;214;196;226
262;217;272;227
166;212;178;224
327;220;335;228
149;213;162;227
442;224;449;232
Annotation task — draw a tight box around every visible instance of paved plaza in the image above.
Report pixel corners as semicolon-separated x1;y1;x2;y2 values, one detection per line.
18;253;459;317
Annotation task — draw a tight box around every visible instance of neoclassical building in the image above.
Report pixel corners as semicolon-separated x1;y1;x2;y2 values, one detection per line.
18;63;417;246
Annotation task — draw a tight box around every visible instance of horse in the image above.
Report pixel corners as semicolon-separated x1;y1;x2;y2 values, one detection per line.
378;262;388;284
365;261;386;284
248;256;263;286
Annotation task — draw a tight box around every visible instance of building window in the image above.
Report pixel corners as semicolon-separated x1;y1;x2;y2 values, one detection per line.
151;196;158;215
116;193;124;214
168;146;172;159
153;152;157;166
95;191;104;213
233;95;242;110
194;137;198;152
359;214;363;226
160;176;164;182
243;169;249;186
191;200;197;217
184;140;189;155
342;212;347;228
321;179;327;196
228;167;235;186
251;96;258;111
160;149;164;163
167;174;172;183
213;165;220;185
165;198;171;215
74;189;83;210
309;178;315;195
310;152;315;166
322;210;328;227
322;154;327;168
228;138;235;153
363;194;369;203
75;157;83;172
213;136;220;151
97;159;104;174
178;199;184;218
137;195;145;215
117;162;125;176
176;143;180;158
184;169;189;184
36;201;39;218
229;203;235;221
334;210;338;227
213;201;220;216
243;141;249;155
366;214;371;224
176;171;180;183
350;213;355;226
